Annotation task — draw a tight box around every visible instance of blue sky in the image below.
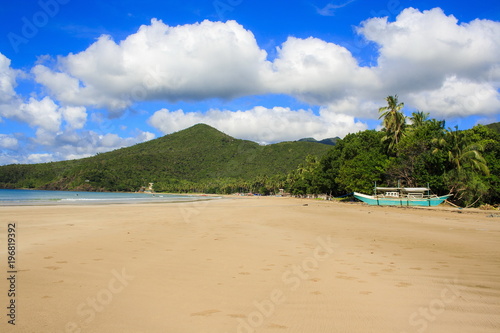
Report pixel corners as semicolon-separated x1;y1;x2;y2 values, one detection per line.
0;0;499;164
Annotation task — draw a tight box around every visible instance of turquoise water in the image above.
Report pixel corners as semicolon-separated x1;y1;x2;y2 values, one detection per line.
0;189;215;206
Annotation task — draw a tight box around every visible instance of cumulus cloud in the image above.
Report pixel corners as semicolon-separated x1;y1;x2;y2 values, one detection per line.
406;76;500;117
3;129;156;165
27;153;54;164
357;7;500;93
0;134;18;150
32;9;499;121
148;106;366;143
1;96;63;134
33;19;270;114
267;37;379;105
61;106;87;129
2;8;500;164
0;53;19;105
52;129;155;160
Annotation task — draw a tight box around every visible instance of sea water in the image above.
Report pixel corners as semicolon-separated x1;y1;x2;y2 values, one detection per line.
0;189;215;206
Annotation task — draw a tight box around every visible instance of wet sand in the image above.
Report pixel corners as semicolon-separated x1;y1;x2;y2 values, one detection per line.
1;196;499;332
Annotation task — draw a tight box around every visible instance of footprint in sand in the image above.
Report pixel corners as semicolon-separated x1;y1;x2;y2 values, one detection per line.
360;291;372;295
309;278;321;282
42;295;52;299
239;272;251;275
191;309;221;316
310;291;322;295
56;261;67;264
44;256;53;259
228;314;246;318
44;266;61;270
267;323;288;329
396;282;412;287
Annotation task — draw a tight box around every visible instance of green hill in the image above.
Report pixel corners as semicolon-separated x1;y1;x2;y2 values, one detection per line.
0;124;331;193
298;137;339;146
486;122;500;133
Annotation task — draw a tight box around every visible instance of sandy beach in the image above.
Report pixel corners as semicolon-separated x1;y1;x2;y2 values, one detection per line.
1;196;499;332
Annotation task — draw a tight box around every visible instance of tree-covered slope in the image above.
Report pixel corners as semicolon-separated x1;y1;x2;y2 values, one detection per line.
0;124;330;192
486;122;500;133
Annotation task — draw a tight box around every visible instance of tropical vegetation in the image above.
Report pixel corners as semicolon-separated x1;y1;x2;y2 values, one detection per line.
0;124;330;195
287;96;500;207
1;100;499;207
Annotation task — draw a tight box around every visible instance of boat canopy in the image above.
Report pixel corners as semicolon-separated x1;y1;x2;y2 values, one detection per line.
376;187;400;191
402;187;430;193
376;187;430;192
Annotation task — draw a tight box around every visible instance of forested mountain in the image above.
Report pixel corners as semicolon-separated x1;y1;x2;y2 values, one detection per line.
486;122;500;133
298;137;340;146
2;114;499;207
0;124;330;193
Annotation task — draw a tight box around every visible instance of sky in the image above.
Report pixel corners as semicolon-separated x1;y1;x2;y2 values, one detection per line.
0;0;499;165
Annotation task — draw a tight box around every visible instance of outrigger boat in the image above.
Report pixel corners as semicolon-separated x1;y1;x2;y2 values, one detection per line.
354;184;451;207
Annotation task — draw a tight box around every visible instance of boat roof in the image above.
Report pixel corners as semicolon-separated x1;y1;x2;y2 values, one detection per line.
376;187;399;191
376;187;430;192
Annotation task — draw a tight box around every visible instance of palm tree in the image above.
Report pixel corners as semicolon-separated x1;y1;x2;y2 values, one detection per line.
432;126;490;206
434;126;489;175
410;110;430;128
378;95;406;150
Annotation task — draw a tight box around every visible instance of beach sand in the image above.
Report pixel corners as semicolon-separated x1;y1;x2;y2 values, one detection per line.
1;196;499;332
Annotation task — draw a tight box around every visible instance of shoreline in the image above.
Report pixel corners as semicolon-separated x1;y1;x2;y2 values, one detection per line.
0;188;223;206
0;196;499;332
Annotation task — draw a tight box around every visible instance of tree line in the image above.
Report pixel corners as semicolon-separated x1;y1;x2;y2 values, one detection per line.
1;98;498;207
286;96;499;207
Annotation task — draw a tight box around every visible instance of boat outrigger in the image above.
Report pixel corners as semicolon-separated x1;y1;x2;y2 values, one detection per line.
354;185;451;207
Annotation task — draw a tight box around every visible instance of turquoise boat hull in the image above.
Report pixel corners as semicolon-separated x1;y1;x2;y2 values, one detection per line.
353;192;451;207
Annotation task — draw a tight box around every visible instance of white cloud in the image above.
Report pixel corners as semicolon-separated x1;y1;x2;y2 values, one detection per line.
4;130;156;164
0;53;19;104
29;10;500;122
0;134;18;150
33;19;270;114
61;106;87;129
1;96;62;135
266;37;379;105
319;96;380;118
2;8;500;165
21;97;62;132
315;0;356;16
406;76;500;117
49;130;156;160
27;153;54;164
357;7;500;93
148;106;366;143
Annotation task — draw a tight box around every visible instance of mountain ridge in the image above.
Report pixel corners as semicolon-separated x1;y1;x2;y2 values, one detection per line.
0;123;331;193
